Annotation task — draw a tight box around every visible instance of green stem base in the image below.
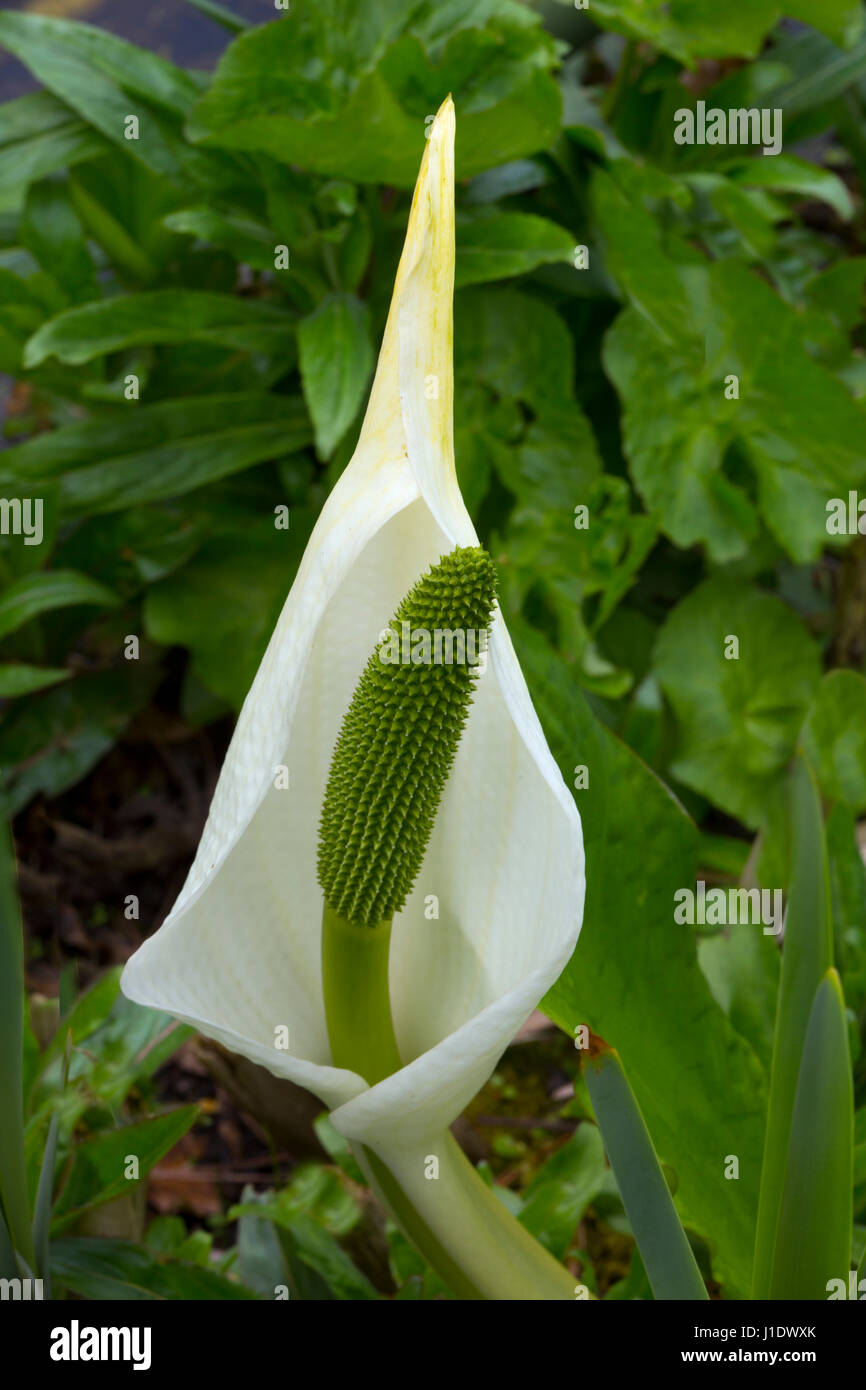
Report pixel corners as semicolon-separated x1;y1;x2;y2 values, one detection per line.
358;1132;578;1301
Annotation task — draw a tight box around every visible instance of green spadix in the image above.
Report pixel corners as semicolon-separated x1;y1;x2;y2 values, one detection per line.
318;545;496;1087
318;544;497;928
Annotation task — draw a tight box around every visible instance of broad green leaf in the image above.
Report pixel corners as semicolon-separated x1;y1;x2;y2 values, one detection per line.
230;1169;375;1299
802;670;866;813
783;0;864;47
23;290;293;367
592;165;694;345
236;1195;291;1299
602;258;866;563
518;1123;606;1260
527;627;765;1296
455;287;575;404
163;205;277;270
52;1107;199;1231
19;176;97;305
0;664;71;697
0;570;119;641
768;970;853;1299
591;0;778;62
50;1237;259;1299
1;394;311;515
698;910;780;1070
0;665;158;818
454;211;575;288
297;293;373;458
803;258;866;336
583;1041;708;1300
0;823;35;1266
187;6;561;186
752;758;834;1298
230;1206;376;1301
0;13;219;186
653;580;821;828
0;92;108;203
725;154;854;221
144;513;313;708
772;30;866;116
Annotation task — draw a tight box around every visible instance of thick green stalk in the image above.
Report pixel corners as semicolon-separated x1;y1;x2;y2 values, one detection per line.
321;900;576;1300
359;1133;578;1301
321;904;402;1087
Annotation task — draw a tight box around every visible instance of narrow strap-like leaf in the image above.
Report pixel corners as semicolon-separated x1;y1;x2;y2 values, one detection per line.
0;822;35;1267
752;755;833;1298
583;1038;708;1300
768;970;853;1299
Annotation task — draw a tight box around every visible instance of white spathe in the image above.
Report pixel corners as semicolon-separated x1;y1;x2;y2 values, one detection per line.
121;98;584;1156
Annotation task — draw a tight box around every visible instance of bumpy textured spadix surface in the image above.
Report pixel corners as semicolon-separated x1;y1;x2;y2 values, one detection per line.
318;546;497;926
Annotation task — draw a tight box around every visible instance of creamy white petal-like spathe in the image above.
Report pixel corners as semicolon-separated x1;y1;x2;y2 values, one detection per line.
121;99;584;1159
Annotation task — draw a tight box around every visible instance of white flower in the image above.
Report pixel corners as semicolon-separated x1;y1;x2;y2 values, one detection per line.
121;98;584;1167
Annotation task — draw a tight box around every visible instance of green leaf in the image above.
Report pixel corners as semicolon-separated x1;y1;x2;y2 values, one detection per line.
0;822;35;1266
768;970;853;1299
0;570;119;641
602;258;866;563
144;513;312;708
518;1124;606;1260
752;757;834;1299
52;1107;199;1232
230;1196;376;1301
0;665;71;697
0;1202;16;1280
50;1237;259;1299
454;211;575;288
783;0;864;48
653;580;821;828
297;293;373;458
590;0;778;62
236;1198;290;1299
19;176;97;305
725;154;854;222
802;670;866;813
162;205;277;270
0;92;108;203
187;6;561;186
698;911;780;1071
0;13;215;185
526;627;766;1296
182;0;250;34
0;665;158;818
1;394;311;515
23;290;293;367
583;1041;708;1300
31;967;121;1094
33;1113;60;1282
772;31;866;116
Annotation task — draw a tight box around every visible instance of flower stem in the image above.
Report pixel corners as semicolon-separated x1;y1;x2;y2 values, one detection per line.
321;902;578;1300
359;1133;578;1300
321;904;402;1086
